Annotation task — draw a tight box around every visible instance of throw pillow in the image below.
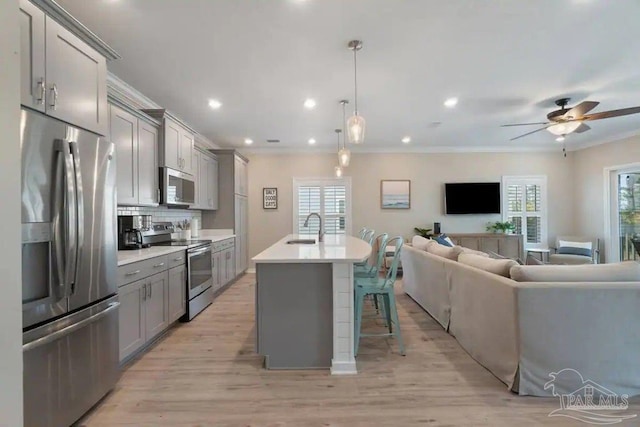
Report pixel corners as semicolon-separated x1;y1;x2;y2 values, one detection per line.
557;239;593;258
434;234;453;247
442;234;455;246
411;235;431;251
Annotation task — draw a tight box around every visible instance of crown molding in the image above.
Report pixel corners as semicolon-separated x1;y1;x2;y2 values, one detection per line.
566;129;640;152
31;0;120;60
241;144;563;155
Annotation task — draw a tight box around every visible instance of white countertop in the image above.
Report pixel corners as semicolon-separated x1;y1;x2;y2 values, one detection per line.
252;234;371;264
195;229;236;242
118;246;187;267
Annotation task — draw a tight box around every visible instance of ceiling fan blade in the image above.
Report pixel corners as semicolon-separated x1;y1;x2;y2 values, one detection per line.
582;106;640;121
575;123;591;133
563;101;599;119
510;126;550;141
501;122;549;127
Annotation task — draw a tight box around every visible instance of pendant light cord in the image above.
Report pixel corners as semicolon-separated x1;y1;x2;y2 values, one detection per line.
353;47;358;115
342;102;347;149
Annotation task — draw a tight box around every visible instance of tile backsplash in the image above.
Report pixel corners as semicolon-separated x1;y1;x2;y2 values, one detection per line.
117;206;202;229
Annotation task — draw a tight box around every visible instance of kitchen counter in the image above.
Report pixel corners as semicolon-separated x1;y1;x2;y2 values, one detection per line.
117;246;188;267
194;229;235;243
253;234;371;375
252;234;370;264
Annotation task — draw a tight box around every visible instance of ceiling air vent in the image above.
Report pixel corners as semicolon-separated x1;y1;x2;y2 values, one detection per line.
266;139;280;144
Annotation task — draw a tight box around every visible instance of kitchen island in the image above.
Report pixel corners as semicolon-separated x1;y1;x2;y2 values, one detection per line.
252;234;371;375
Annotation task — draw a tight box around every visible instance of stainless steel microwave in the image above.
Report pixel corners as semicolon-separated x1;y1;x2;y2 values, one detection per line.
161;167;195;206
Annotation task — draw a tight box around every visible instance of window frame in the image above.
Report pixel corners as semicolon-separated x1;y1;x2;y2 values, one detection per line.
501;175;548;249
292;177;352;236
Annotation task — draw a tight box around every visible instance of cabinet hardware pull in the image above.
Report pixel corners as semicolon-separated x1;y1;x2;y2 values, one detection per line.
173;257;183;261
49;84;58;110
149;283;152;298
36;78;45;104
153;262;165;268
157;188;161;203
142;283;147;300
125;270;141;276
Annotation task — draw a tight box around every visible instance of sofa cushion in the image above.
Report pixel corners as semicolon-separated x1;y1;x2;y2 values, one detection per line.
458;253;518;277
510;261;640;282
425;240;463;260
411;235;431;251
525;255;544;265
557;239;593;257
487;250;523;265
460;247;491;258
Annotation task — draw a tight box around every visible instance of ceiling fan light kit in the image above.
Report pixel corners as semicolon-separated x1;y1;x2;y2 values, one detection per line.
347;40;365;144
547;121;582;136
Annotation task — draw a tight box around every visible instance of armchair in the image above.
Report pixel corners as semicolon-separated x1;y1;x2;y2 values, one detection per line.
549;235;600;265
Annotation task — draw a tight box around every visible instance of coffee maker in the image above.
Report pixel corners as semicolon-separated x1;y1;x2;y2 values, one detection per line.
118;215;152;250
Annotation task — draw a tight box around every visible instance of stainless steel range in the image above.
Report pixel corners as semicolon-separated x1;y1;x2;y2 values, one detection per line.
140;223;214;320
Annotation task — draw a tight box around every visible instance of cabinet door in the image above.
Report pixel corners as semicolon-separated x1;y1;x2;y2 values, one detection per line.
118;279;146;362
199;155;210;210
180;130;195;175
145;271;169;342
209;157;219;210
45;17;107;135
192;150;201;208
225;248;236;284
19;0;46;112
110;105;138;205
234;156;242;195
164;118;181;170
235;196;248;274
138;120;159;206
211;252;221;290
167;265;186;323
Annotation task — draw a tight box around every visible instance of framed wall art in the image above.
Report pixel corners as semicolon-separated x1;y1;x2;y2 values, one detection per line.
380;180;411;209
263;187;278;209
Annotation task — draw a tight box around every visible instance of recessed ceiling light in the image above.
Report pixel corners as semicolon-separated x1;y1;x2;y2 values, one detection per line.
244;138;253;145
556;136;565;142
401;136;411;144
308;138;316;145
444;97;458;108
208;99;222;109
304;98;317;109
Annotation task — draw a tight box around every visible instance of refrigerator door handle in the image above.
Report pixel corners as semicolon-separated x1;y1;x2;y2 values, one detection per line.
22;302;120;352
70;140;84;294
54;139;77;298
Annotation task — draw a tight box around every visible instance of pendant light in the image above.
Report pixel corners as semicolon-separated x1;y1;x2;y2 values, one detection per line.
334;129;343;177
338;100;351;167
347;40;365;144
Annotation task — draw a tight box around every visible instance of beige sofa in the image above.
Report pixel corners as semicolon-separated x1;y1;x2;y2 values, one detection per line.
401;239;640;397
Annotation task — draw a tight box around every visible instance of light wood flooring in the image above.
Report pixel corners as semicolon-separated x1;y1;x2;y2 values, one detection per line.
79;274;640;426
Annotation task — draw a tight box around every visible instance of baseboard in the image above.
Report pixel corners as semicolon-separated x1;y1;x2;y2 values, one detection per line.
247;267;256;274
330;359;358;375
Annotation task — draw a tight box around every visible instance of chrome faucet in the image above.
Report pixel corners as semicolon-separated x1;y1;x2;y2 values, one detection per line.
303;213;324;242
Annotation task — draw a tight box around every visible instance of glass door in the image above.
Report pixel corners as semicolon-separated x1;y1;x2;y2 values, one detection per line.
618;173;640;261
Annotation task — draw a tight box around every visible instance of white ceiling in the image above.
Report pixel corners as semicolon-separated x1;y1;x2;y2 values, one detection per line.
57;0;640;152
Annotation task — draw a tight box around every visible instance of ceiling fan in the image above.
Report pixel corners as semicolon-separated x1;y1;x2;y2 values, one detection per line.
502;98;640;141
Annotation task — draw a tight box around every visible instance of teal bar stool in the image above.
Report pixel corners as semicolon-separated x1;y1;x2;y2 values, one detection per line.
354;233;389;278
354;229;376;269
354;236;405;357
357;227;368;239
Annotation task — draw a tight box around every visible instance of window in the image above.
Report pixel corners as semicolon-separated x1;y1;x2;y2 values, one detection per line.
502;176;547;249
293;178;351;236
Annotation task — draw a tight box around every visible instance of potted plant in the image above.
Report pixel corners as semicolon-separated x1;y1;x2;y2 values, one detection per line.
414;227;433;239
486;221;515;234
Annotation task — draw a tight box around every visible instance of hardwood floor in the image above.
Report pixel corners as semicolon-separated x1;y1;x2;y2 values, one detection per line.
79;274;640;426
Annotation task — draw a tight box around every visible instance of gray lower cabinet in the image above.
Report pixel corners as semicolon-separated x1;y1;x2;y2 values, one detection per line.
211;238;236;291
211;251;221;290
118;252;185;362
168;264;186;322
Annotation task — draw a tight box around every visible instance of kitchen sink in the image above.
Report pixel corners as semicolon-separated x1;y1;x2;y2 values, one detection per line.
286;239;316;244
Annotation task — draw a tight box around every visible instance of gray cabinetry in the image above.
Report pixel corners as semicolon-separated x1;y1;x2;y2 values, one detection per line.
202;150;248;277
168;264;186;323
109;104;159;206
211;251;221;290
117;252;185;362
19;0;46;112
192;149;219;210
19;0;108;135
143;110;195;176
118;278;146;361
211;238;235;290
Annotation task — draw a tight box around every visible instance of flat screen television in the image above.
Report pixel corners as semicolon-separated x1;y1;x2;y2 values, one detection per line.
444;182;501;214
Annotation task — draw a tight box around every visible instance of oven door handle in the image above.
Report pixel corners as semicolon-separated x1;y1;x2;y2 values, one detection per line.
188;247;211;257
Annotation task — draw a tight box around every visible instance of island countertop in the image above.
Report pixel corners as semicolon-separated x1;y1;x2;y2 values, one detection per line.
252;234;371;263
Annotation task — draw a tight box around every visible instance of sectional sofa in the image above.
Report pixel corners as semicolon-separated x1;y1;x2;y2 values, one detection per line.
401;237;640;397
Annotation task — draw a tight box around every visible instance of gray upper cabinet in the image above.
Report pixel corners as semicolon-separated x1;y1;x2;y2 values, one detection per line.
191;150;218;211
192;149;202;208
209;156;219;210
109;104;159;207
19;0;46;112
45;16;107;135
144;110;195;176
138;120;160;206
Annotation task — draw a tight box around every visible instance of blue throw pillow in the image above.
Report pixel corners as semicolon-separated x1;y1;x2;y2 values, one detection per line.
558;246;592;257
435;235;453;247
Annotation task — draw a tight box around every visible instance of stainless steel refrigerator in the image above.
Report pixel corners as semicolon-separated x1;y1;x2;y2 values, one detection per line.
21;108;119;427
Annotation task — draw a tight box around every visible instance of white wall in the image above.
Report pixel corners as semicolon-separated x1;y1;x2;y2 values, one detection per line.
247;151;575;265
573;136;640;260
0;0;23;425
